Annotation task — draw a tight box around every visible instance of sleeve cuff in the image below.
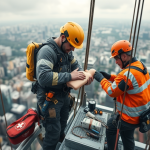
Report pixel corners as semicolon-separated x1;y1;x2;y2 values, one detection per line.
68;73;72;81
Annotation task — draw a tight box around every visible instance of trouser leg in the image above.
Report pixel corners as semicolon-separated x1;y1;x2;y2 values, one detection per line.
43;118;61;150
60;94;70;136
106;117;136;150
43;94;65;150
120;126;135;150
106;117;119;150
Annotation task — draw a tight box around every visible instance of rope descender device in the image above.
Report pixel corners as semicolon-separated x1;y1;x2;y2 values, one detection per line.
46;92;58;105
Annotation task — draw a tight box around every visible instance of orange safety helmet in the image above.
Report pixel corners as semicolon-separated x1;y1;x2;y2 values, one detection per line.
60;22;84;49
110;40;132;58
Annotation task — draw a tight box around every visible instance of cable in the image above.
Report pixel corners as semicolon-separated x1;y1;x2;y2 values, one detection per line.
134;0;145;57
71;126;87;138
129;0;137;43
74;87;81;118
80;0;95;108
131;0;141;57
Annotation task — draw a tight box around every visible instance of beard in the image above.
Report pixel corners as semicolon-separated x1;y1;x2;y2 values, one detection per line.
62;45;71;54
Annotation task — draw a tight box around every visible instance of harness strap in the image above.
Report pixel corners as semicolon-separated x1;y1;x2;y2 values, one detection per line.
125;61;147;75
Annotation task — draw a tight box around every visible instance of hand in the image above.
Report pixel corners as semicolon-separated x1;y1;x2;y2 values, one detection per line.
85;76;93;85
71;68;86;81
100;71;111;79
94;71;104;82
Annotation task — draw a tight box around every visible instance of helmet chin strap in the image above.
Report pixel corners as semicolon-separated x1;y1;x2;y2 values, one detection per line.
61;38;68;51
119;54;126;69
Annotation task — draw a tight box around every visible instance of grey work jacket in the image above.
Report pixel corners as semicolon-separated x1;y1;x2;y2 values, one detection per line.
36;37;82;105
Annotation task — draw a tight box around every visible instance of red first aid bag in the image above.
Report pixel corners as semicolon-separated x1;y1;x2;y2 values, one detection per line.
6;108;40;145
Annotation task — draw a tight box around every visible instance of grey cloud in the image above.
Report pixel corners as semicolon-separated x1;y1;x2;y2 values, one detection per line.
0;0;60;13
0;0;149;21
95;0;134;10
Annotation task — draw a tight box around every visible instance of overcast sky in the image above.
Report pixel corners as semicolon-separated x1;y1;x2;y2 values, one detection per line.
0;0;150;23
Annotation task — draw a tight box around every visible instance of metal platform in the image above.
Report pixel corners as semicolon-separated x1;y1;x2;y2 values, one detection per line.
59;107;108;150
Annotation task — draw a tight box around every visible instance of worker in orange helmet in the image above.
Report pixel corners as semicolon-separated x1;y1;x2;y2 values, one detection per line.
94;40;150;150
36;22;93;150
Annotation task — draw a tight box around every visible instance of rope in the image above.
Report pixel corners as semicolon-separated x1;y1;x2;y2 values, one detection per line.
134;0;145;57
114;0;144;149
131;0;141;57
79;86;85;108
79;0;95;108
0;86;13;150
129;0;137;42
74;87;81;118
71;126;88;139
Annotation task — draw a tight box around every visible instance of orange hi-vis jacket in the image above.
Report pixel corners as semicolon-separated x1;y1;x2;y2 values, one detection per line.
100;58;150;124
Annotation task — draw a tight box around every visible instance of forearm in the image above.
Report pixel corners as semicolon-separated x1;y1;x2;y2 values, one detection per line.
37;69;71;87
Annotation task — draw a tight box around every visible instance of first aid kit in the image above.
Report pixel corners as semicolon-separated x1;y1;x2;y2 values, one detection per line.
6;108;40;145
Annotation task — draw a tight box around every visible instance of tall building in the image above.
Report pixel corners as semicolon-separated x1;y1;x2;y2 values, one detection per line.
146;51;150;63
0;67;5;78
0;46;12;57
82;56;96;99
0;113;16;136
0;85;12;116
0;53;7;63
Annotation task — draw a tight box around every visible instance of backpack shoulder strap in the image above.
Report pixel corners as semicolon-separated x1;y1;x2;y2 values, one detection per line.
39;41;61;60
46;42;62;72
125;62;147;75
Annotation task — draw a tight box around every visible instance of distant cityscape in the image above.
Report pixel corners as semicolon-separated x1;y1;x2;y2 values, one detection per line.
0;20;150;149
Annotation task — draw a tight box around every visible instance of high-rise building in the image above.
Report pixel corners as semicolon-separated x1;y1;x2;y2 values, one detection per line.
146;51;150;63
0;113;16;136
0;67;5;78
0;46;12;57
0;85;12;116
0;53;7;63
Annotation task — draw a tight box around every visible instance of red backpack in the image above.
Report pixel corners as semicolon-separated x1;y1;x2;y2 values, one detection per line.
6;108;40;145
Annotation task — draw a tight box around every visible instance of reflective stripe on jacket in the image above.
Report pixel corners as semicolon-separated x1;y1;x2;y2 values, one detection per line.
100;58;150;124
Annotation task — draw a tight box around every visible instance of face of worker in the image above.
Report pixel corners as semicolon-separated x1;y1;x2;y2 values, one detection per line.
62;36;75;54
114;54;127;69
114;55;123;69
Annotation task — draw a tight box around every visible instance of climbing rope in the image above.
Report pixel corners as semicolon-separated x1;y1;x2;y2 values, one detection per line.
129;0;137;43
134;0;145;57
73;88;81;118
80;0;95;108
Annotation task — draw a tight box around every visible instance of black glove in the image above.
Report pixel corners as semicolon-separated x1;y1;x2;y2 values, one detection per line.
94;71;104;82
100;71;111;80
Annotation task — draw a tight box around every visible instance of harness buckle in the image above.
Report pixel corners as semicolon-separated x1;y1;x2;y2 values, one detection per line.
54;100;58;105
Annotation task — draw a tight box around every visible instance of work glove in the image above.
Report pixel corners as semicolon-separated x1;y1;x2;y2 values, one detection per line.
94;71;104;82
100;71;111;80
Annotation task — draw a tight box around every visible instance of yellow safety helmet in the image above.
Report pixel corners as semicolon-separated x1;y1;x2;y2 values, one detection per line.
60;22;84;49
110;40;132;58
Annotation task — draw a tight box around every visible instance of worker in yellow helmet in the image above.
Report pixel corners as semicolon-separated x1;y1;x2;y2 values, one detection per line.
94;40;150;150
36;22;93;150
